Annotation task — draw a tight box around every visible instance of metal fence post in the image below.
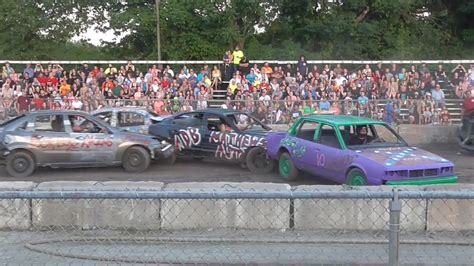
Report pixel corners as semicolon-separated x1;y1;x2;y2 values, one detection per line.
388;189;401;266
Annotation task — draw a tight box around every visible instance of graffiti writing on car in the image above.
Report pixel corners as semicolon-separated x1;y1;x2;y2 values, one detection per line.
209;131;265;160
280;137;306;158
31;134;113;151
175;127;202;151
316;152;326;167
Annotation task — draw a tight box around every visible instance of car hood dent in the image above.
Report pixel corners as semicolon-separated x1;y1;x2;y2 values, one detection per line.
353;146;452;167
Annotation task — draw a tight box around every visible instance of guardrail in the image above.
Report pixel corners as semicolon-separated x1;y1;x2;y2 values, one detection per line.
0;181;472;264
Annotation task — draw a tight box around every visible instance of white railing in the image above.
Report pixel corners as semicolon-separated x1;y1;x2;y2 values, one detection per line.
1;60;474;65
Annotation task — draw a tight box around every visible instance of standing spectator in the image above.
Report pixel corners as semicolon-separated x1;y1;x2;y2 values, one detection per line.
231;45;244;75
296;55;308;77
16;89;30;114
223;50;232;81
468;64;474;86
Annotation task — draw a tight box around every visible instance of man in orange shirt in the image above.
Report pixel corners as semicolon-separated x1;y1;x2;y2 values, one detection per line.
59;79;71;96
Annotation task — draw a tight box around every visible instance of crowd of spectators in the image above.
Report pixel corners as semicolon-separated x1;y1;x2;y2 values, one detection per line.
0;53;473;125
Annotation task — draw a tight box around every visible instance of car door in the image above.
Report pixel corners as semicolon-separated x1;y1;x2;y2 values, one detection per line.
29;114;72;164
289;120;321;172
314;124;346;182
203;113;240;159
66;114;116;164
171;112;205;154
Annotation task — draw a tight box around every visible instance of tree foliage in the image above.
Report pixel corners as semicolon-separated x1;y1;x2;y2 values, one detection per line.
0;0;472;60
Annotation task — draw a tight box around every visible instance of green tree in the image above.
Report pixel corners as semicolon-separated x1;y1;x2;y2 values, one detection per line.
0;0;107;59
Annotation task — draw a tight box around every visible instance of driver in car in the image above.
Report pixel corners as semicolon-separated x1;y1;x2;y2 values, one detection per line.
219;122;233;133
349;125;373;145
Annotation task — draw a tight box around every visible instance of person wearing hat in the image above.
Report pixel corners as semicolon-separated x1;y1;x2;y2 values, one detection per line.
349;125;374;145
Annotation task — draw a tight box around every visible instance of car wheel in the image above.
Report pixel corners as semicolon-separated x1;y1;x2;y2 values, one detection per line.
346;168;368;186
246;147;275;174
6;151;36;178
122;146;151;173
278;152;299;181
163;152;177;165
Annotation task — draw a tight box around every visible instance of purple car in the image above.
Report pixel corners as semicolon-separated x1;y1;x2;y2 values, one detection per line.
266;115;458;185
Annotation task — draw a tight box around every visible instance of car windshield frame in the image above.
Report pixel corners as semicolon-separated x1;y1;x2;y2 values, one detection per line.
343;123;408;149
0;114;25;127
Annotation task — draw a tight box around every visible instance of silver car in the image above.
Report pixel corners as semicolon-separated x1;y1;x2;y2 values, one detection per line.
0;110;175;177
91;107;167;134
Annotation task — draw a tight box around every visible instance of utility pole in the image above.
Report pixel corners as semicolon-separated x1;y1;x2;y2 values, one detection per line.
155;0;161;61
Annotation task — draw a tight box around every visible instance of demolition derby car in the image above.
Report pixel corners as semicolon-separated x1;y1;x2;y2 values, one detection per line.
458;96;474;152
91;107;168;134
0;110;175;177
267;115;458;185
148;108;275;173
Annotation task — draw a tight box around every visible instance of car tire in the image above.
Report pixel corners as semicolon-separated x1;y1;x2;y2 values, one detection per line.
346;168;368;186
164;152;177;165
246;147;275;174
278;152;299;181
122;146;151;173
6;150;36;178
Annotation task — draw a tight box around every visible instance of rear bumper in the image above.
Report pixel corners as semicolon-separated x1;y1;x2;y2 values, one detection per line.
385;175;458;186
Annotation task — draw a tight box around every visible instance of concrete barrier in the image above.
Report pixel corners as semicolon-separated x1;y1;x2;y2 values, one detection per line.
0;182;36;230
0;181;471;232
32;181;164;230
161;182;291;230
397;125;458;145
269;124;459;145
293;185;426;231
426;184;474;231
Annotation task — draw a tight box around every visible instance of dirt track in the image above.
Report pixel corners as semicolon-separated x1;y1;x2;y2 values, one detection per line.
0;144;471;185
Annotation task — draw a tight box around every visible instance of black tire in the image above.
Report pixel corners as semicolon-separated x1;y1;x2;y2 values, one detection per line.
6;151;36;178
122;146;151;173
278;152;299;181
345;168;368;186
246;147;275;174
163;152;177;165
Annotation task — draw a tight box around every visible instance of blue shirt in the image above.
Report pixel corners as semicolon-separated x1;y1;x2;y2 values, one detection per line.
320;100;330;111
23;67;34;78
246;74;256;84
430;89;444;101
357;96;369;106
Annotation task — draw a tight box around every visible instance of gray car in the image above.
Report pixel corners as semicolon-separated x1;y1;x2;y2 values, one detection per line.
91;107;168;134
0;110;175;177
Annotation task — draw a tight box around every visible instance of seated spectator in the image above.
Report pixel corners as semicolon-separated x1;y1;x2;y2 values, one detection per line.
430;84;445;108
440;107;451;124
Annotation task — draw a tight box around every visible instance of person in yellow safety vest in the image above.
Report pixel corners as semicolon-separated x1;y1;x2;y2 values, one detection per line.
231;45;244;75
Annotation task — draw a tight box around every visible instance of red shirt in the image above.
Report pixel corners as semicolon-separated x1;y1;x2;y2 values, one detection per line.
17;96;30;112
37;77;48;87
161;79;170;89
33;98;44;109
48;77;58;87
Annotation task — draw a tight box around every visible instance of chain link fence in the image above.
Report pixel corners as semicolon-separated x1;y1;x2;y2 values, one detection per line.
0;187;472;264
5;97;464;126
